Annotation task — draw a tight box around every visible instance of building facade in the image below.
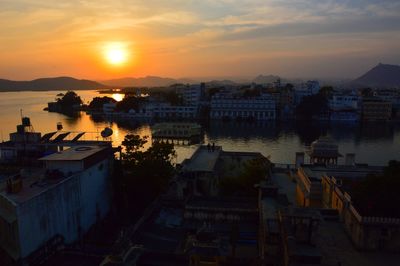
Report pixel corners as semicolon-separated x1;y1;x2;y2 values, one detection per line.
210;93;276;121
361;98;392;121
0;145;114;263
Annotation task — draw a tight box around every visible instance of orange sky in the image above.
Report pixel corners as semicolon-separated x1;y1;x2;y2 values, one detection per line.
1;0;400;80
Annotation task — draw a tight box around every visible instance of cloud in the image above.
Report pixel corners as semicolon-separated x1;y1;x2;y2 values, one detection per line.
0;0;400;79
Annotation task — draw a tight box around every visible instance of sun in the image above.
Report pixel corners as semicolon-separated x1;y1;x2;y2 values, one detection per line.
103;43;128;66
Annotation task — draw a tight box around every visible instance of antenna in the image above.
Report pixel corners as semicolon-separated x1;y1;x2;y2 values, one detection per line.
20;109;23;120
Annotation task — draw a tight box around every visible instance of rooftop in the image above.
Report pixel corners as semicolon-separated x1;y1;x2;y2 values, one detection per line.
39;146;107;161
0;168;70;205
301;164;383;181
182;145;221;172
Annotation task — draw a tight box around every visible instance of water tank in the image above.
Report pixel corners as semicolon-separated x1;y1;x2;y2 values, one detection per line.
101;127;113;138
57;122;63;130
22;117;31;126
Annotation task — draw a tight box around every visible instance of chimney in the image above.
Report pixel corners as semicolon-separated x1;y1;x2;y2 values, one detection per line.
295;152;305;168
345;153;355;166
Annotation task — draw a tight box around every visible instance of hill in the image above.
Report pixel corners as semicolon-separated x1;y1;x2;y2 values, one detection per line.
0;77;108;92
100;76;181;87
253;74;281;84
351;63;400;88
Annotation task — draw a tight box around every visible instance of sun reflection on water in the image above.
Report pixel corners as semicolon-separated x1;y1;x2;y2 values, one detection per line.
111;93;124;102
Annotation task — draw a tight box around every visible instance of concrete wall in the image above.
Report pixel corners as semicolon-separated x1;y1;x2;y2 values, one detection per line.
16;158;112;259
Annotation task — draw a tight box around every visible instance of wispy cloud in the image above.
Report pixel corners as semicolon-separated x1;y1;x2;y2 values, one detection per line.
0;0;399;79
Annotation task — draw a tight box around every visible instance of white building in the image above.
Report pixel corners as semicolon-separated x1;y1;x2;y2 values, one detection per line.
210;93;276;121
153;103;198;119
0;145;114;262
294;80;320;105
329;93;359;111
175;84;204;106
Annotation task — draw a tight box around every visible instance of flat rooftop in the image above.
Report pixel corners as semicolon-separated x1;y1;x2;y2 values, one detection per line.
0;168;73;205
182;145;221;172
301;164;383;181
39;146;107;161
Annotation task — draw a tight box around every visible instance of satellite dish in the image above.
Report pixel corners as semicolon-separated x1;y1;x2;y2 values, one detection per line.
101;127;113;138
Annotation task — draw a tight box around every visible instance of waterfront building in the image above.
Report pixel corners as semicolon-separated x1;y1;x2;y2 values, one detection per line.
0;145;114;263
361;97;392;121
152;102;198;119
294;80;320;105
174;83;205;106
210;93;276;121
374;89;400;108
330;110;359;122
328;93;359;111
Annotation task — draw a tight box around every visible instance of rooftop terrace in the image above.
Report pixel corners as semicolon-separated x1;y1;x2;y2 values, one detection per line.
39;146;108;161
182;145;222;172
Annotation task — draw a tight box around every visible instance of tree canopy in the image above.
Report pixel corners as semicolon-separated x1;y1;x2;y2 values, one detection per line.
115;96;147;112
352;160;400;218
116;135;177;218
220;157;271;196
88;96;116;110
56;91;82;107
296;93;328;119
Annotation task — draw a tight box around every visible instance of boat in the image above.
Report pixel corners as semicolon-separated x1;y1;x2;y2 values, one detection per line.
151;123;202;141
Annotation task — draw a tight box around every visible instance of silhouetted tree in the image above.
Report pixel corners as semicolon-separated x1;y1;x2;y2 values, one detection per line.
352;160;400;217
319;86;334;98
56;91;82;107
115;96;146;112
88;96;116;110
296;94;328;119
118;135;176;218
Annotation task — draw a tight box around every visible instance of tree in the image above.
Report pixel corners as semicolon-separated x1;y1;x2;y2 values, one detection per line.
220;156;271;196
57;91;82;107
352;160;400;218
118;135;176;218
243;88;261;98
319;86;334;98
121;135;148;166
361;87;373;97
296;94;328;119
161;91;184;106
88;96;116;110
115;96;146;112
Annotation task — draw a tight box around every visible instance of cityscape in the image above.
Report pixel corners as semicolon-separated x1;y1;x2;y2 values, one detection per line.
1;1;400;266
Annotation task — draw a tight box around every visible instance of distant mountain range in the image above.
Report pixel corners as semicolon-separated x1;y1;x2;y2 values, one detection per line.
0;77;107;92
253;75;281;84
1;63;398;91
100;76;182;87
351;63;400;88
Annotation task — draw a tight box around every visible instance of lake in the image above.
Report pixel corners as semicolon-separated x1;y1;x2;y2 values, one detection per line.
0;90;399;165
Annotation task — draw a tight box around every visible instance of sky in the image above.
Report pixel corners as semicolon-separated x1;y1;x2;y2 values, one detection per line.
1;0;400;80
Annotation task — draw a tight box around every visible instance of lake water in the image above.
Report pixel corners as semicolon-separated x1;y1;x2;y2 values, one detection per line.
1;90;399;165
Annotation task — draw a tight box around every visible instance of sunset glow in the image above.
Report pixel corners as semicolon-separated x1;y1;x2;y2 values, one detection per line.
103;43;129;66
0;1;399;80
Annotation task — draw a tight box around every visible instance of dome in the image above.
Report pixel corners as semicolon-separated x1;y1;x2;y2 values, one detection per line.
309;137;341;158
